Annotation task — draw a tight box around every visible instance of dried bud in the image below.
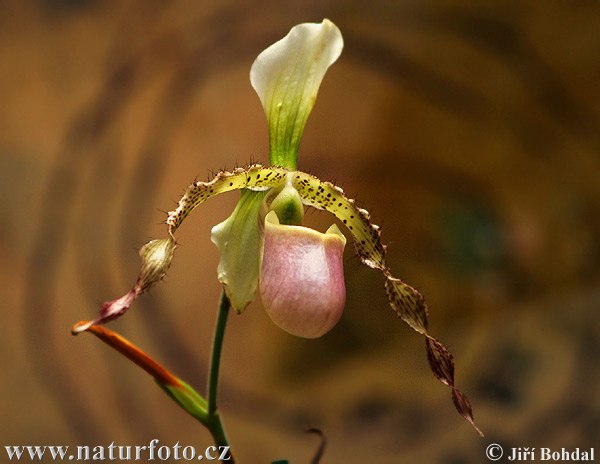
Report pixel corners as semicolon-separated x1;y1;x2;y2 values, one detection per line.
137;237;176;292
72;237;175;334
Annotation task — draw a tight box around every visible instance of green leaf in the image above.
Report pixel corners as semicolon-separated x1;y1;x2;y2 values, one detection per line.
156;379;209;426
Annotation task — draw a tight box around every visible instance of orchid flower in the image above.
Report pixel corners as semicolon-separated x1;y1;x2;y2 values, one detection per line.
73;19;481;436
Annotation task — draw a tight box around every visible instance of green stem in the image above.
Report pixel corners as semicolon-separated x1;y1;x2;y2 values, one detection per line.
206;291;234;460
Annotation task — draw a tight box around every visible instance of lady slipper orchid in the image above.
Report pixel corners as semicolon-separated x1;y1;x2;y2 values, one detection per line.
210;19;344;317
73;19;482;435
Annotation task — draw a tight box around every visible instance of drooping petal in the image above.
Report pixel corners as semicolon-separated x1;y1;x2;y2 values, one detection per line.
288;169;483;436
211;189;266;313
260;210;346;338
250;19;343;168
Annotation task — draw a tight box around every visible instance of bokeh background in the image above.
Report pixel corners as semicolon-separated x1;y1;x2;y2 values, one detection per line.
2;1;599;462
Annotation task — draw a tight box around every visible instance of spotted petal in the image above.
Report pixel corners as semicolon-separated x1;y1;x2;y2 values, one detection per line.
288;170;483;435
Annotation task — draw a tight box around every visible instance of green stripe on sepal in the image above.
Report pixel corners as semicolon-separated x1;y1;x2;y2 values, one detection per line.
156;379;209;426
250;20;343;169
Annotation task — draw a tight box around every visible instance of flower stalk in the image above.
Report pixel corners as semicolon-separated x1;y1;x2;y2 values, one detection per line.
206;292;232;446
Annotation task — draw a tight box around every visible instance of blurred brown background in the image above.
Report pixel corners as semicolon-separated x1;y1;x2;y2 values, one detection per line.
2;1;599;463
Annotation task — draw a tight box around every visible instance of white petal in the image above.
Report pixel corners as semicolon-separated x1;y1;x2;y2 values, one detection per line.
250;19;343;167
